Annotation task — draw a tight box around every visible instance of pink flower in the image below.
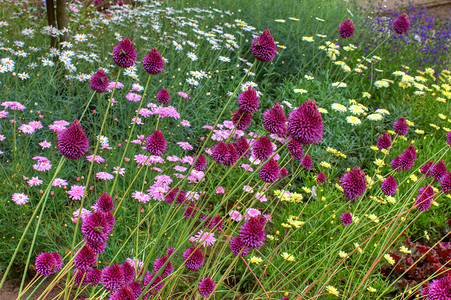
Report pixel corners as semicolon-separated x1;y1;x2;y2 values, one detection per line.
71;208;92;223
2;101;26;110
174;165;187;172
229;210;242;222
28;121;43;129
38;140;52;149
33;161;52;172
180;120;191;127
52;178;68;187
12;193;29;205
96;172;114;180
0;110;9;118
192;230;216;247
19;124;35;134
255;193;267;202
27;176;43;187
216;187;225;194
132;191;151;203
113;166;126;176
126;92;142;102
177;142;193;151
244;208;261;221
68;185;86;201
178;91;190;99
86;154;105;163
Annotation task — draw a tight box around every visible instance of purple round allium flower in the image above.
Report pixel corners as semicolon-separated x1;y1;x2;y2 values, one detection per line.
341;167;367;201
90;69;109;93
58;120;89;160
441;172;451;194
101;264;125;291
153;256;173;278
165;187;186;205
259;158;280;183
96;192;114;213
390;156;400;170
231;109;252;131
143;273;164;296
156;88;170;105
143;48;165;75
416;185;434;211
35;252;63;276
110;284;136;300
252;135;274;161
251;29;277;62
340;212;352;226
287;139;304;160
89;240;107;254
121;262;135;284
81;210;109;245
225;143;239;166
428;160;447;181
427;275;451;299
194;153;208;171
183;246;204;271
447;132;451;147
282;297;290;300
184;202;197;219
112;38;138;68
288;100;324;145
316;172;327;185
377;133;392;150
421;161;434;175
94;0;102;5
393;13;410;34
393;117;409;135
229;236;249;256
74;245;96;272
280;167;288;179
104;211;116;232
72;269;87;286
167;247;176;258
211;141;229;165
146;130;167;156
381;176;397;196
118;0;123;6
86;268;102;286
339;19;355;39
301;154;312;170
239;216;266;249
129;281;143;298
237;87;259;113
262;103;287;136
199;277;215;297
393;145;416;171
236;137;251;158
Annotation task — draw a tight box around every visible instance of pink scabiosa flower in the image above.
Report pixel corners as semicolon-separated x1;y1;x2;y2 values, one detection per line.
416;185;434;211
340;212;352;226
339;19;355;39
146;130;167;156
74;245;96;272
377;132;392;150
301;154;312;170
288;100;324;145
193;230;216;247
156;88;170;105
35;252;63;276
199;277;215;298
153;256;173;278
393;13;410;34
101;264;125;291
236;136;250;158
251;29;277;62
440;172;451;194
143;48;165;75
341;167;367;201
239;216;266;249
230;236;249;256
262;103;287;136
259;158;280;183
112;38;138;68
231;109;252;131
316;172;326;185
96;192;114;213
183;246;204;271
194;153;208;171
252;135;274;161
237;87;259;113
165;187;186;205
287;139;304;160
428;160;447;181
143;273;164;296
57;120;89;160
421;161;434;174
381;176;397;196
121;262;135;284
90;69;109;93
393;117;409;135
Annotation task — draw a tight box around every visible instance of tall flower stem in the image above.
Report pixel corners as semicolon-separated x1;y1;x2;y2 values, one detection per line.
79;90;96;122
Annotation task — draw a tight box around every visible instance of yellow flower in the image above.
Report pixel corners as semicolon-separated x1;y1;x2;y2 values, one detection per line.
338;251;347;258
381;149;389;155
354;242;363;254
375;80;389;88
302;187;312;193
288;17;300;21
386;196;396;204
249;256;263;264
304;74;314;80
281;223;292;228
294;88;307;94
332;82;347;88
335;183;343;192
439;113;447;120
415;129;425;134
290;192;303;202
384;254;395;265
275;19;286;23
400;246;411;254
281;252;295;261
326;285;340;296
368;214;379;223
318;107;328;114
367;287;377;293
349;105;365;115
266;234;275;241
320;161;331;168
367;113;383;121
280;191;291;201
327;147;338;154
331;103;347;112
425;231;430;240
315;17;325;22
337;152;347;159
410;174;418;182
374;159;384;167
302;36;314;42
274;190;281;196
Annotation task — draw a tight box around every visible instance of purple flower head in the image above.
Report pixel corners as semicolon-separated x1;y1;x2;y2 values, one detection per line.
212;142;239;166
239;216;266;249
184;202;197;219
94;0;102;5
199;277;215;297
259;158;280;183
110;285;136;300
428;160;447;181
393;145;416;171
167;247;177;258
421;161;434;174
231;109;252;131
381;176;398;196
81;211;110;246
72;269;87;286
427;276;451;299
301;154;312;170
146;130;167;156
230;236;249;256
447;132;451;147
121;262;135;284
101;264;125;291
90;69;109;93
129;281;143;298
280;167;288;179
194;153;208;171
393;117;409;135
165;187;186;205
89;240;107;254
440;172;451;194
96;192;114;213
316;172;326;185
252;135;274;161
74;245;96;272
143;48;165;75
288;100;324;145
112;38;137;68
237;88;259;113
339;19;355;39
341;167;367;201
340;213;352;226
263;103;287;136
287;139;304;160
35;252;63;276
377;132;392;150
153;256;173;278
201;215;223;229
251;29;277;62
143;273;164;296
86;268;102;286
393;13;410;34
58;120;89;160
236;137;251;158
156;88;170;105
416;185;434;211
183;246;204;271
